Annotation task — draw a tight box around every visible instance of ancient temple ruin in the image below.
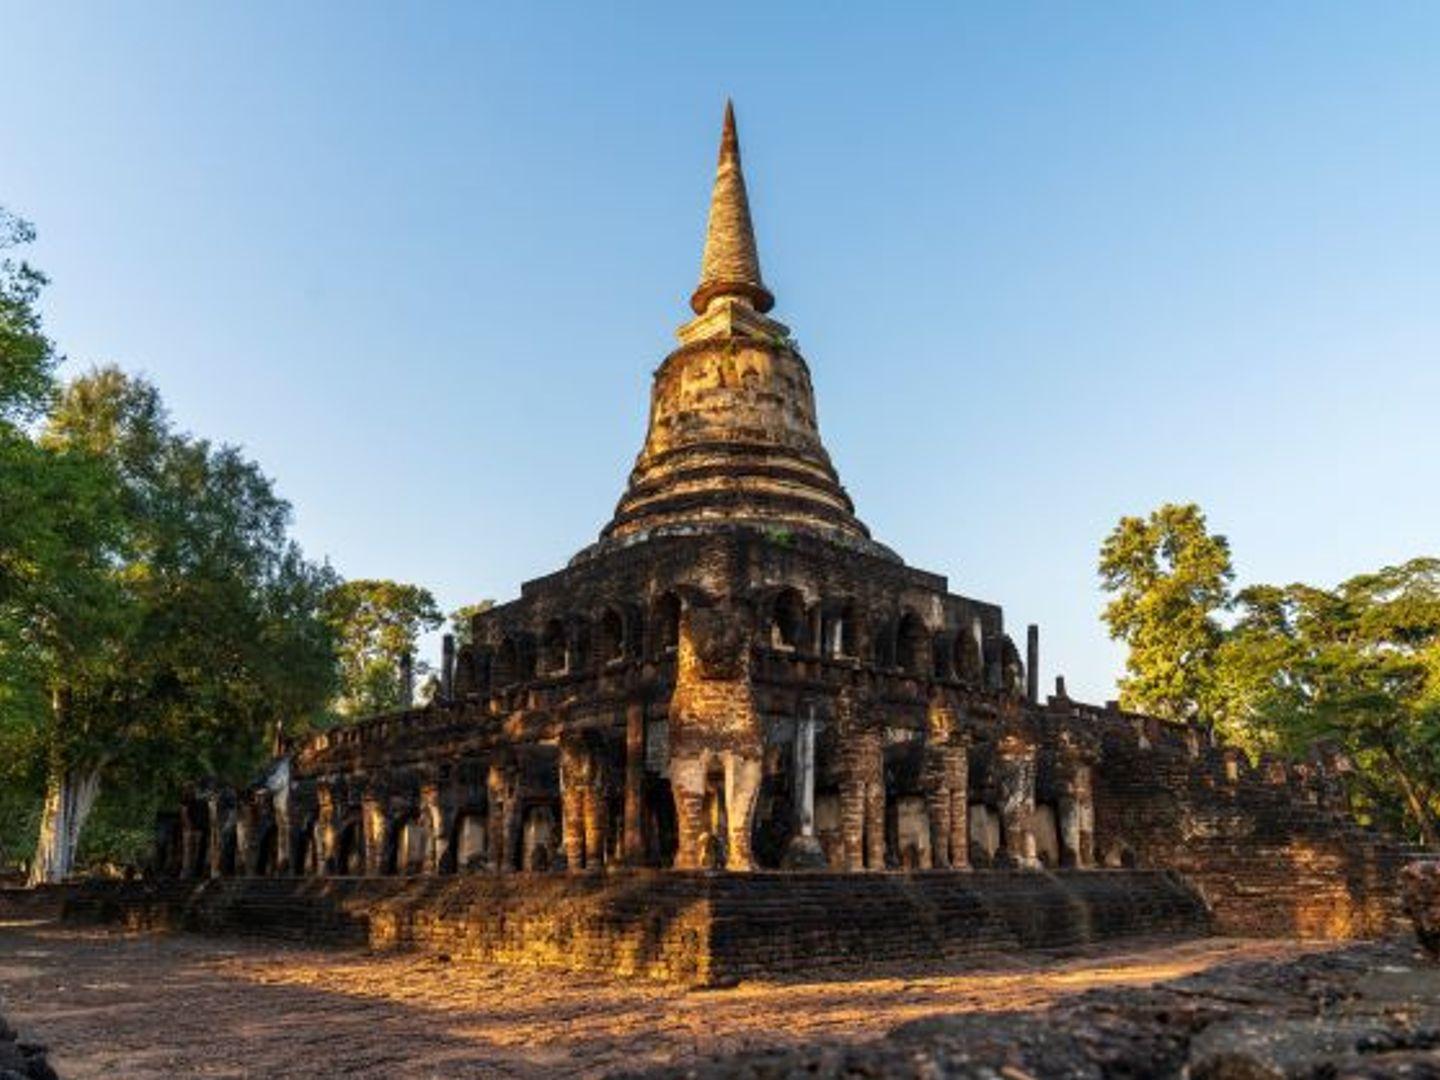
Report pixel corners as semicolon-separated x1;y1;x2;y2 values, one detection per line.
155;105;1425;971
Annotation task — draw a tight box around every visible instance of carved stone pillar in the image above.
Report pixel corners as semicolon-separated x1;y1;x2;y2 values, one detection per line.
561;739;587;871
995;735;1038;869
502;792;522;873
560;738;609;872
314;784;337;876
925;743;970;870
420;782;446;874
1076;763;1095;867
839;776;867;871
946;745;970;869
783;705;827;868
1057;762;1095;869
1058;792;1079;868
362;790;389;876
838;732;884;870
441;633;456;701
583;778;607;871
623;698;646;865
864;774;886;870
487;763;519;873
924;755;951;870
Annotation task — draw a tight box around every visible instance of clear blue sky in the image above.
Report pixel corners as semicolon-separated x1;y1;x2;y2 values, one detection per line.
5;3;1438;701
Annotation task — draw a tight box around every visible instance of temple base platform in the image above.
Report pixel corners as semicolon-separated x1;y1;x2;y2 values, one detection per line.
52;869;1211;985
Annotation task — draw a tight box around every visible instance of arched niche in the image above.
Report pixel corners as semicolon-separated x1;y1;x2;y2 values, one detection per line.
540;618;568;675
596;607;625;665
897;611;930;676
652;592;682;657
768;587;807;650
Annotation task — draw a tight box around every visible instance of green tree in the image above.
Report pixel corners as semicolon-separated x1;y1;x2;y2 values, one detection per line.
0;208;57;424
323;579;441;716
449;600;494;647
18;367;337;881
0;211;129;873
1099;503;1235;720
0;435;127;874
1216;560;1440;847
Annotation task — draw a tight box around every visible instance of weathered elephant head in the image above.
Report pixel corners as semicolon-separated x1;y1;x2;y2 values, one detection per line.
687;603;749;680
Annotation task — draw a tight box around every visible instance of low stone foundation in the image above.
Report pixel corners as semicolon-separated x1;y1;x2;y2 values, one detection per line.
58;870;1209;984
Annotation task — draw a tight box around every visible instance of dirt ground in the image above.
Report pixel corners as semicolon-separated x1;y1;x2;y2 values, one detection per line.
0;918;1335;1079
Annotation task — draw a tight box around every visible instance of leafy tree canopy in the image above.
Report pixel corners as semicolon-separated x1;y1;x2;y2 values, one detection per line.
2;212;338;875
5;361;338;877
1217;559;1440;845
1100;502;1439;845
0;208;56;426
449;600;494;647
323;579;441;717
37;367;339;779
1099;502;1234;721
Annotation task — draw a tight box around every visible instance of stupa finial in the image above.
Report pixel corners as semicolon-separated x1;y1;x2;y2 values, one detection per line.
690;100;774;315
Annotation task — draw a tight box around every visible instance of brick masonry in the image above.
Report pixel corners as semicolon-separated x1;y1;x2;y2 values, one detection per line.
55;870;1209;986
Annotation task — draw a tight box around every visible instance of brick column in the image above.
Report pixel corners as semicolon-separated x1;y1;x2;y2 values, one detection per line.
840;778;867;871
583;783;607;871
623;699;646;865
925;744;970;869
420;782;447;874
560;740;587;870
314;785;337;876
782;705;828;868
1058;789;1081;868
838;733;884;870
864;778;886;870
1075;763;1095;867
487;764;516;873
362;791;389;876
947;745;970;869
924;748;950;869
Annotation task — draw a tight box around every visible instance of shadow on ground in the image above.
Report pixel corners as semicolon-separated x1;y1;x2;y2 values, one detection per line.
0;919;1391;1079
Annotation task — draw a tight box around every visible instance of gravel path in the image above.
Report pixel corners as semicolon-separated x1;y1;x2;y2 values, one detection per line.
0;919;1329;1078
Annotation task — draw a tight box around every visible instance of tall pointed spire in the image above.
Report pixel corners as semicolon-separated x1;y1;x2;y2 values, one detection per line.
593;102;885;561
690;100;775;315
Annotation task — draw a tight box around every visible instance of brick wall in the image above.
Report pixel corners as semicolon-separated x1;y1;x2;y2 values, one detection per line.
59;870;1208;986
1091;720;1420;938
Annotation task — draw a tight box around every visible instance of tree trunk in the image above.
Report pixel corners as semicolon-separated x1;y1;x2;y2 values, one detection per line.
27;687;104;885
1382;742;1440;850
28;764;102;885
